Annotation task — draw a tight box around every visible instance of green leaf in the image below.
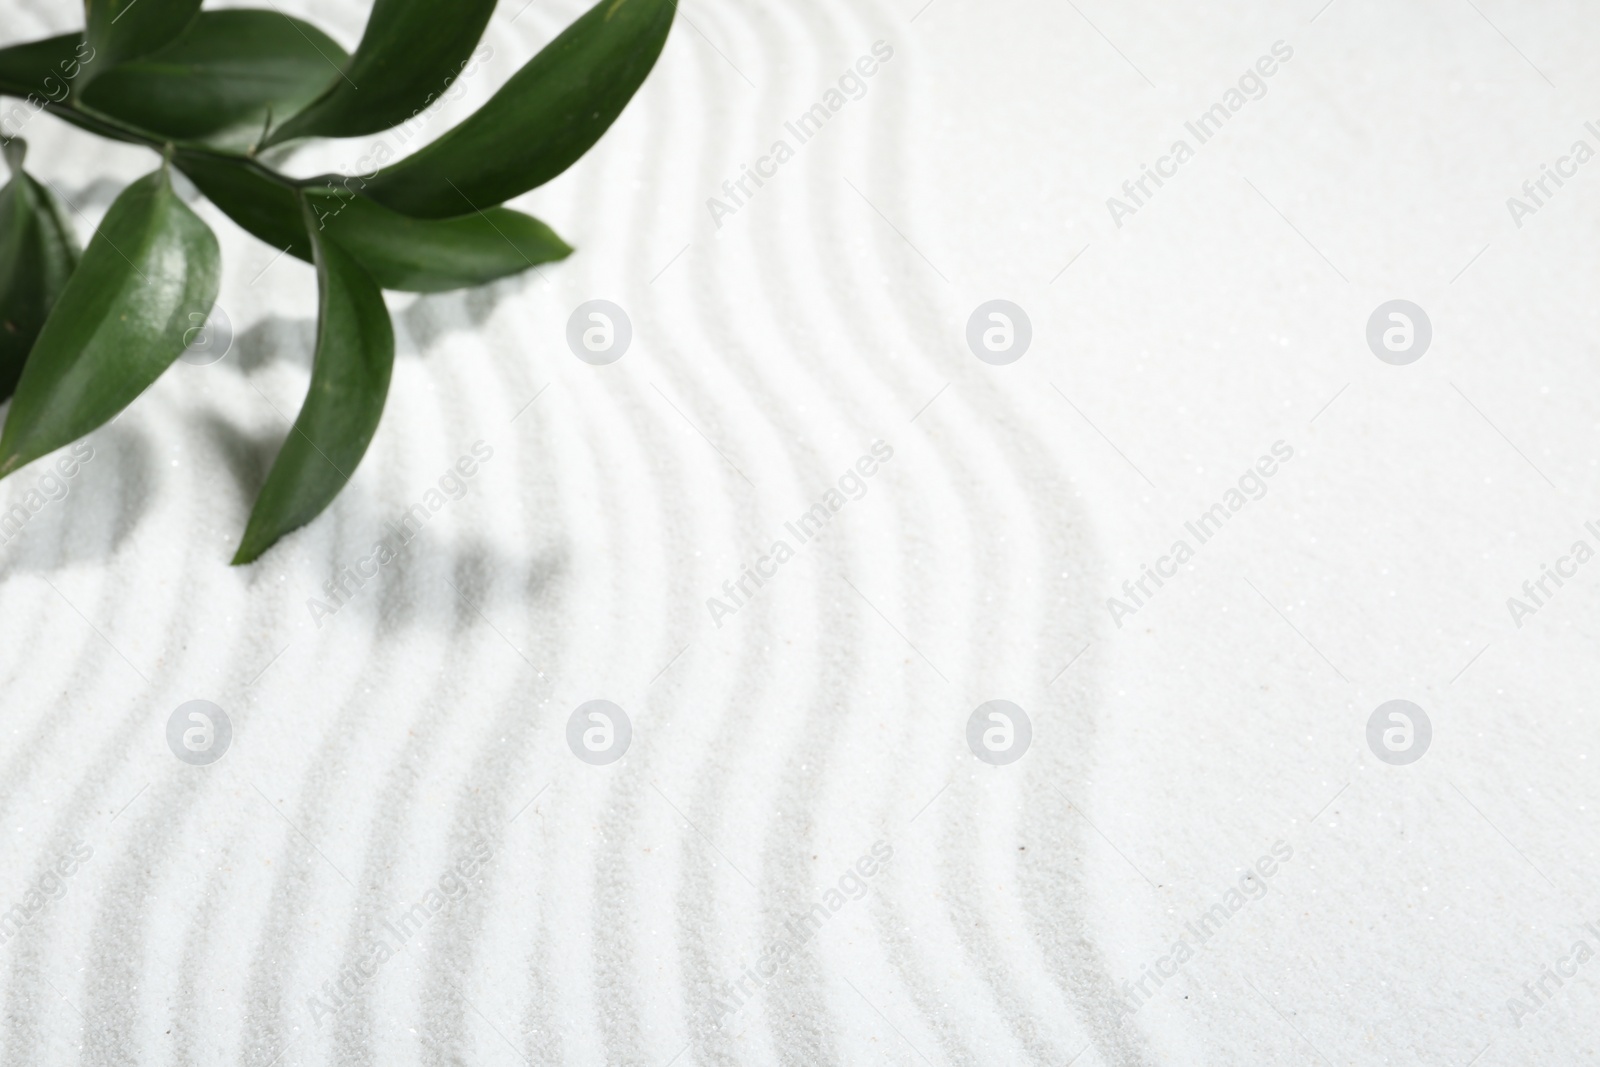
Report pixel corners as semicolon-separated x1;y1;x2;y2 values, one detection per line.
0;166;218;478
0;34;91;100
361;0;674;218
306;186;572;291
266;0;497;144
232;201;393;564
176;151;573;292
79;10;350;151
84;0;202;81
174;148;311;258
0;141;80;401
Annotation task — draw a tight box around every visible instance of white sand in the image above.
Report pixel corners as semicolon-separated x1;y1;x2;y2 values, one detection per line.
1;0;1597;1063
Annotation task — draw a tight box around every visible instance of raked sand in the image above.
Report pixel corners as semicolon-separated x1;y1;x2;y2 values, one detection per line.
1;0;1598;1064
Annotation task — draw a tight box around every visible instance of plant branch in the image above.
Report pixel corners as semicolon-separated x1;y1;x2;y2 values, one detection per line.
0;82;326;195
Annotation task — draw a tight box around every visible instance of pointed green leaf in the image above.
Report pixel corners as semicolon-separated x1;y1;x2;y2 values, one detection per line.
174;148;312;259
0;167;218;478
232;203;394;564
0;141;80;401
361;0;674;218
306;186;572;291
0;34;90;100
176;151;573;292
79;11;349;151
84;0;202;80
266;0;497;144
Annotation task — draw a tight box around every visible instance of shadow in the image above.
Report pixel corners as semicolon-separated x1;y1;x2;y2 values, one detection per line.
165;167;203;204
445;535;566;612
54;176;127;212
226;315;316;376
393;277;528;358
433;537;568;660
196;412;281;511
0;421;155;574
222;286;525;376
335;528;571;645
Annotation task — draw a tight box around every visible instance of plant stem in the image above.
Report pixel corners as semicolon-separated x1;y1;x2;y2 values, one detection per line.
40;100;304;191
0;79;316;194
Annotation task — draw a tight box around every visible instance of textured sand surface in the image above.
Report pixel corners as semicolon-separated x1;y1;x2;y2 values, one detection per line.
1;0;1598;1064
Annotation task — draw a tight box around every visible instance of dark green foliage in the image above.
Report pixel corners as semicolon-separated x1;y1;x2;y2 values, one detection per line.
264;0;499;143
0;0;672;560
232;211;392;564
0;141;79;401
84;0;204;81
361;0;675;217
0;167;218;479
81;10;349;151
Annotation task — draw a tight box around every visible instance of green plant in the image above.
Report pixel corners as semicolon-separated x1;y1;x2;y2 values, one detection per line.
0;0;673;562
